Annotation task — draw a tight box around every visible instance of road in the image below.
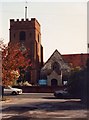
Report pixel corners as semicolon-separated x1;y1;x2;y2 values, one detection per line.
1;93;88;120
3;93;54;99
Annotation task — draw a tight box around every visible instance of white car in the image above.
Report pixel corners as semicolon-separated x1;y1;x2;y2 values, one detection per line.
4;86;22;95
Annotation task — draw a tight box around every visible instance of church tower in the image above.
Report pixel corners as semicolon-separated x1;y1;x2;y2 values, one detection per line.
9;18;43;85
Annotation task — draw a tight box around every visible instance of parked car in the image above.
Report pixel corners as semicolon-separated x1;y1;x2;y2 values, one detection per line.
54;88;71;98
54;87;82;99
4;86;22;95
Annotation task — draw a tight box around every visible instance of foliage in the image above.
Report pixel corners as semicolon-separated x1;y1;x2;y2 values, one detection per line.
0;41;31;86
67;58;89;104
67;66;85;96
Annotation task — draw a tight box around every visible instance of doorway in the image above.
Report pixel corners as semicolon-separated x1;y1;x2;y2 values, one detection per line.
51;79;58;86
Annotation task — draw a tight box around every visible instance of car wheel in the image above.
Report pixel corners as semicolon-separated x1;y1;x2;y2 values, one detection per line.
12;91;17;95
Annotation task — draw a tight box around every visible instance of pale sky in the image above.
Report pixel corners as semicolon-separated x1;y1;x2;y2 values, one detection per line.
0;0;88;62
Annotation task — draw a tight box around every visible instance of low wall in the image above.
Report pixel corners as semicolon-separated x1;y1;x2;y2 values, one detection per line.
13;86;66;93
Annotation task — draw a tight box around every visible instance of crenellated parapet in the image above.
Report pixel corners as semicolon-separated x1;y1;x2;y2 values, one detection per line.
10;18;40;30
10;18;31;22
10;18;40;24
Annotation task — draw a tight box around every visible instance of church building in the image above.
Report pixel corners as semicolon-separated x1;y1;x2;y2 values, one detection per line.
9;17;89;86
9;18;43;85
40;50;71;86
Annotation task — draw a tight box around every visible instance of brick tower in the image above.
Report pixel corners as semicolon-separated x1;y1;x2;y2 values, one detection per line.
9;18;43;85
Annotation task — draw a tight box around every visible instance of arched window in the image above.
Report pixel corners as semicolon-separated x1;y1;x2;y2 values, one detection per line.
19;31;26;41
52;62;60;71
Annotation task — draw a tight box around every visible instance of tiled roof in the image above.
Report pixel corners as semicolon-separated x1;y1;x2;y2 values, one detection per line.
62;53;89;68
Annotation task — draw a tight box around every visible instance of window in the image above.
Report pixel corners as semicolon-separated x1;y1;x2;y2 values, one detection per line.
51;62;61;74
52;62;60;71
19;31;26;41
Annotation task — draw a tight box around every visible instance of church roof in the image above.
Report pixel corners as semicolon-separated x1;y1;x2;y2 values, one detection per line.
62;53;89;68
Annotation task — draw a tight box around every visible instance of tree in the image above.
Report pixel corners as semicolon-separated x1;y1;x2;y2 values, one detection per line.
67;66;85;97
67;62;88;106
0;41;31;86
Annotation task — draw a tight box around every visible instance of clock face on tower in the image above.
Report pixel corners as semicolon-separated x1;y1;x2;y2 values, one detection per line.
20;43;26;52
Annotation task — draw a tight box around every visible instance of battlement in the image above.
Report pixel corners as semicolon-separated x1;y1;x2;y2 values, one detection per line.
10;18;31;22
10;18;40;26
10;18;32;23
10;18;40;31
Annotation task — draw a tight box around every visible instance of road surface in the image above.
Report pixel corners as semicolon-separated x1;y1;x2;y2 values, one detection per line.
1;93;88;120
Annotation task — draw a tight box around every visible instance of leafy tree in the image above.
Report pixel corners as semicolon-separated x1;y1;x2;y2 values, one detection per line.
67;61;89;106
67;66;85;97
0;41;31;86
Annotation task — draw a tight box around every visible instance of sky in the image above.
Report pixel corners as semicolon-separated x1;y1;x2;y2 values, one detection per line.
0;0;88;62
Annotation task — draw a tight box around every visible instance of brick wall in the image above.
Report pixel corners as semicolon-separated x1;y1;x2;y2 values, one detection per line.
13;86;65;93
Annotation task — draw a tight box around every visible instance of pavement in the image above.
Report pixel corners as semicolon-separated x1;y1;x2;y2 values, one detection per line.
0;97;88;120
